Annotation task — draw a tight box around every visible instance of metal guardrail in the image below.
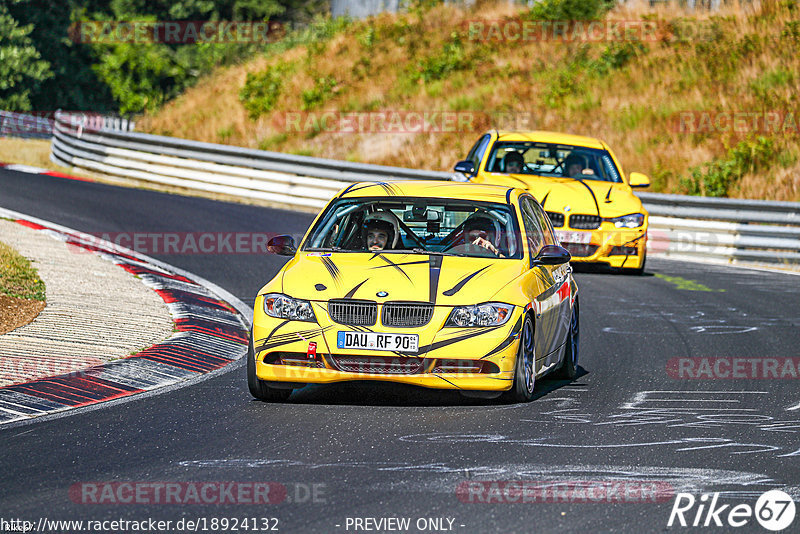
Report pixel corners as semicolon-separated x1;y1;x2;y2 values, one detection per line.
640;193;800;267
639;192;800;226
48;111;800;268
50;110;451;209
1;111;135;140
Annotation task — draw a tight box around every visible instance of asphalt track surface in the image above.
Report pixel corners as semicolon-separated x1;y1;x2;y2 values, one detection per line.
1;167;799;533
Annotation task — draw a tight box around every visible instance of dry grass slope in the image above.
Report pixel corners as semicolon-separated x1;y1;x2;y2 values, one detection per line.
140;0;800;201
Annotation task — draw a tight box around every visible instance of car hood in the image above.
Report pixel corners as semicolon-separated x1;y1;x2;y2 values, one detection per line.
279;252;526;305
486;174;645;217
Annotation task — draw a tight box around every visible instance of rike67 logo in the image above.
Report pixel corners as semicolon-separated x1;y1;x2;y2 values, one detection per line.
668;490;796;531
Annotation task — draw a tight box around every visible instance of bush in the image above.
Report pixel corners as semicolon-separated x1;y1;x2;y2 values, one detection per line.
526;0;616;21
412;32;470;83
544;41;646;107
300;75;339;110
681;137;775;197
591;41;647;75
239;63;293;120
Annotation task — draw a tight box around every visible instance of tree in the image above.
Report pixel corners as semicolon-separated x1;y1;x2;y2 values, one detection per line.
0;0;52;110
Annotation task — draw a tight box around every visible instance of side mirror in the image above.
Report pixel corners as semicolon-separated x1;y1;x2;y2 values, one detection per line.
454;160;476;177
628;172;650;188
533;244;571;265
267;235;296;256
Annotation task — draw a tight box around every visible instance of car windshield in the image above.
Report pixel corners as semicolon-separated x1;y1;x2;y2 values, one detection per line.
485;141;623;183
304;197;522;259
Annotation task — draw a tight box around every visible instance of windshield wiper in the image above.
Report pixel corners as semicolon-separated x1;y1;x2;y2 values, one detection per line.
306;246;348;252
411;248;464;257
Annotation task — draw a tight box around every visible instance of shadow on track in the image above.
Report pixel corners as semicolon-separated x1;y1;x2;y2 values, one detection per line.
249;367;589;408
571;263;655;277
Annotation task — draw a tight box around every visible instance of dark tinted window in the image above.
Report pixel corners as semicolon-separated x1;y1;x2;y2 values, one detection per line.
519;196;546;261
466;134;491;170
486;141;622;183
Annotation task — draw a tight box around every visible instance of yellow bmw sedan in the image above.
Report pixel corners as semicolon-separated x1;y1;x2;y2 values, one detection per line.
248;181;578;403
454;131;650;273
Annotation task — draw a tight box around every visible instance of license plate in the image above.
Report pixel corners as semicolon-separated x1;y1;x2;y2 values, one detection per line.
556;230;592;245
337;331;419;353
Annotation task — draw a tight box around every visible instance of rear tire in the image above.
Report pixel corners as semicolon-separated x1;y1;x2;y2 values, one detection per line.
504;314;536;403
554;298;579;380
247;329;292;402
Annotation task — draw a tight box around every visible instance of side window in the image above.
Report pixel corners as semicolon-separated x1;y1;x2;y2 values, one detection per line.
519;197;546;263
467;134;491;170
533;203;557;246
465;136;482;163
601;154;621;183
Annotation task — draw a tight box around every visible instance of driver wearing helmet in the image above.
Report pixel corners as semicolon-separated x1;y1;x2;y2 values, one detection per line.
363;211;400;251
503;151;525;174
463;213;504;257
563;153;589;178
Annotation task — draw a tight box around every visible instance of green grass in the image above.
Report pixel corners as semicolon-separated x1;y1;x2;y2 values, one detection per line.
654;273;724;292
0;241;46;301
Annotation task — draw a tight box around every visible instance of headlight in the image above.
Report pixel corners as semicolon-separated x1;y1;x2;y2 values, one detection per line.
609;213;644;228
445;303;513;327
263;293;316;322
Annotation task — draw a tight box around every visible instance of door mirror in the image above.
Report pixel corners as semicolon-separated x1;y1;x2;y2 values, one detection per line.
533;245;571;265
628;172;650;188
267;235;296;256
454;160;476;177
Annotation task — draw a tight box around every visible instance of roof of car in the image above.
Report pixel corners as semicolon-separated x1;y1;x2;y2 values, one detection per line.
493;130;605;149
338;180;517;203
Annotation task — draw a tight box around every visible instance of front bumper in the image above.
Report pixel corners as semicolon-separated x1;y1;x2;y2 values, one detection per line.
252;307;523;391
256;364;514;391
558;225;647;269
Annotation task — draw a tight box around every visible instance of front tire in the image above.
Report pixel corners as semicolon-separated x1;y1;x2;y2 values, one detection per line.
555;298;579;380
247;330;292;402
623;251;646;275
505;314;536;403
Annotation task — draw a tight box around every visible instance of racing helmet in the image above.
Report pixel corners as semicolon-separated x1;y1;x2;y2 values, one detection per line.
463;212;501;243
563;153;589;176
363;211;400;249
503;151;524;172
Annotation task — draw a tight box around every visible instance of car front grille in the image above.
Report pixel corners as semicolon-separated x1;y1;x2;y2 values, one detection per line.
382;302;434;327
563;243;599;257
328;300;377;326
330;355;424;375
546;211;565;228
569;214;601;230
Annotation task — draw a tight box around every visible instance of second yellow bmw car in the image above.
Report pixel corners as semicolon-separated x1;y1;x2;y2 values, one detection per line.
454;131;650;273
248;181;578;403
